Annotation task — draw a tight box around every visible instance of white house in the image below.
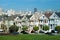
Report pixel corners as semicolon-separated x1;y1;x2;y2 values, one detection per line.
55;12;60;26
39;14;48;29
30;12;41;26
49;12;59;30
14;16;21;22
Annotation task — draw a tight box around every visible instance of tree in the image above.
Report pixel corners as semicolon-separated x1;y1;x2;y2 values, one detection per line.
1;24;7;32
21;25;28;34
9;23;19;33
22;25;28;31
43;25;49;31
55;26;60;33
33;26;39;31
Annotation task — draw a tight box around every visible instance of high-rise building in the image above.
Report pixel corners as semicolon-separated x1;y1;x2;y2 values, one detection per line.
34;8;37;13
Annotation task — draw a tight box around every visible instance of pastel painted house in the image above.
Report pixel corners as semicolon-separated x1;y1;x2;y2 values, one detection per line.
39;13;48;29
30;12;41;26
45;12;60;30
55;12;60;26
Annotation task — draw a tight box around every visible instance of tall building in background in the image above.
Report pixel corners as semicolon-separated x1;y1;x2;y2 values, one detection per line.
34;8;37;13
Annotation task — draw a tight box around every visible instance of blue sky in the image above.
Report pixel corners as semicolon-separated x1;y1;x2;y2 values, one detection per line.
0;0;60;11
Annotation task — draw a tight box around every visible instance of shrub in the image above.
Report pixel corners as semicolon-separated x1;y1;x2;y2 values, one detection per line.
55;26;60;33
22;25;28;31
9;23;19;33
33;26;39;31
43;25;49;31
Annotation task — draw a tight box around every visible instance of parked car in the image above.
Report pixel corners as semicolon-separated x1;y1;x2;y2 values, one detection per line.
39;30;44;33
21;31;28;34
0;29;3;32
44;29;57;34
48;29;57;33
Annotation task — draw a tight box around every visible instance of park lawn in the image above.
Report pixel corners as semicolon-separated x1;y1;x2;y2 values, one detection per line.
0;34;60;40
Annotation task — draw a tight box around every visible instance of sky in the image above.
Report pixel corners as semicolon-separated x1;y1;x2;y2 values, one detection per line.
0;0;60;11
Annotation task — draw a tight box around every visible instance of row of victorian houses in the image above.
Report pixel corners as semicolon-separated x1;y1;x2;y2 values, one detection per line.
0;11;60;33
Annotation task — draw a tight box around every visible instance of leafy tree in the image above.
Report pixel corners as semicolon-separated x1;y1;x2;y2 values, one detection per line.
33;26;39;31
55;26;60;33
9;23;19;33
22;25;28;31
43;25;49;31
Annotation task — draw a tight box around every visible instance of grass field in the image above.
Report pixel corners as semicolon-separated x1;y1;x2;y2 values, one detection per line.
0;34;60;40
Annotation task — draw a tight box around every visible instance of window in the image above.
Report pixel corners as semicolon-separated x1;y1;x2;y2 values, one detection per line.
44;20;47;23
54;16;55;17
51;24;52;29
43;16;44;18
40;20;43;23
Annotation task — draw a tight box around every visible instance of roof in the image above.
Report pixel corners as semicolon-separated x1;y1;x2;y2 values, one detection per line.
45;12;52;18
30;12;43;20
26;15;32;19
18;16;24;19
55;12;60;17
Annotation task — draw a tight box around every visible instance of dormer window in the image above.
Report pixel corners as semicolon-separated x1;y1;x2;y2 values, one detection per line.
44;20;47;23
43;16;44;18
40;20;43;23
17;18;19;20
54;16;55;17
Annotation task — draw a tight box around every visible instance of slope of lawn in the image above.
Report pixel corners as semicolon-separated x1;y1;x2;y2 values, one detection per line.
0;34;60;40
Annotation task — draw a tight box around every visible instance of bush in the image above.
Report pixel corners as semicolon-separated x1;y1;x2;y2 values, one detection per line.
33;26;39;31
9;23;19;33
21;25;28;34
55;26;60;33
43;25;49;31
22;25;28;31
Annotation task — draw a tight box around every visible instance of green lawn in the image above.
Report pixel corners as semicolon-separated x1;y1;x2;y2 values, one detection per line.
0;34;60;40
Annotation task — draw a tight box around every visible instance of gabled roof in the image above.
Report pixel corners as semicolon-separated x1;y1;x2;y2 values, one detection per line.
55;12;60;17
18;16;24;19
26;15;32;19
39;14;48;20
45;12;52;18
30;12;43;20
49;12;59;19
